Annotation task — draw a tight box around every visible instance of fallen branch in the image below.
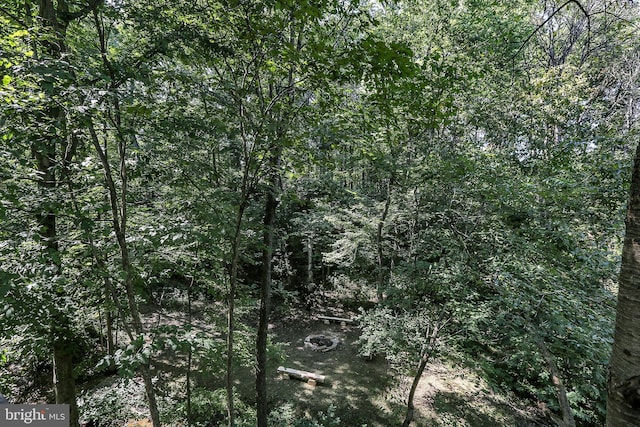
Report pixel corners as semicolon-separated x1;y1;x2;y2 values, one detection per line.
277;366;327;385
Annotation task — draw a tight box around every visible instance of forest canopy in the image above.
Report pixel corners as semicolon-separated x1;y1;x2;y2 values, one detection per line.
1;0;639;426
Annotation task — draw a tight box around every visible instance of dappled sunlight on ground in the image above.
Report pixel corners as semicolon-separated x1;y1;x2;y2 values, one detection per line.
406;363;545;427
266;319;402;426
78;304;545;426
264;316;544;426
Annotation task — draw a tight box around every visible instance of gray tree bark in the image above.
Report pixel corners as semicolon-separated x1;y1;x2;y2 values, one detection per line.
606;141;640;426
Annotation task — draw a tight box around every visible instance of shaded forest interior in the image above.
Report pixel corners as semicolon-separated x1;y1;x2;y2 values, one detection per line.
1;0;639;426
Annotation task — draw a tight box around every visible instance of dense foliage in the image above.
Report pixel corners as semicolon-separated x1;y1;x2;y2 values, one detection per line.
1;0;638;426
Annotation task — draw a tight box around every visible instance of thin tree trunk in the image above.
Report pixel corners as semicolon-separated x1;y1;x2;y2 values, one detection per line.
376;178;393;300
606;141;640;426
227;202;246;427
255;19;300;422
95;197;116;357
186;278;193;427
401;353;430;427
105;303;115;356
89;122;161;427
535;337;575;427
93;11;161;424
186;344;193;426
256;152;281;427
307;237;313;286
402;323;439;427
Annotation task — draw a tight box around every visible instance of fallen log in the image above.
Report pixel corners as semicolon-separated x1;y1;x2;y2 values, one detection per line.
317;315;355;326
277;366;327;385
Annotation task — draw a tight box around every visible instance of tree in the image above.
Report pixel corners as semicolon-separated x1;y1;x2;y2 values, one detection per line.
606;144;640;426
324;1;633;424
1;0;639;425
0;2;107;425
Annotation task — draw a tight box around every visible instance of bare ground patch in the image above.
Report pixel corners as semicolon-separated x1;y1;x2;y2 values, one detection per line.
78;304;547;426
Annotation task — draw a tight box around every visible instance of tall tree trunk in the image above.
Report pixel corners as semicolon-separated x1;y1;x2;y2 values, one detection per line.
35;2;79;425
227;202;247;427
35;137;79;427
256;152;281;427
89;8;162;423
52;338;78;426
89;122;161;427
186;278;194;427
606;141;640;426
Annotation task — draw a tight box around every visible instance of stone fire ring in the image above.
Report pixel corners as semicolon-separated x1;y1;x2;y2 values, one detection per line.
304;334;340;353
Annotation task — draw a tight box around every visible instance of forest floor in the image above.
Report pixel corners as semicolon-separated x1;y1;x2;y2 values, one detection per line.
250;314;546;427
74;301;549;426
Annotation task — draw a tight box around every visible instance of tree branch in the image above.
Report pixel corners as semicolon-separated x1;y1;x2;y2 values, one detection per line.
0;6;29;28
513;0;590;60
